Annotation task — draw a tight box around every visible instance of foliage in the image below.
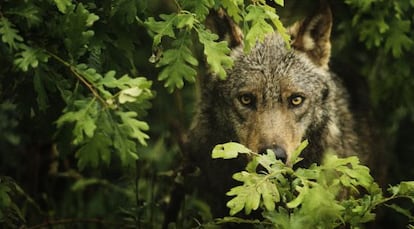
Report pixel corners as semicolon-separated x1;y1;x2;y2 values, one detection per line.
145;0;286;89
0;0;413;228
213;142;414;228
336;0;414;134
0;0;154;170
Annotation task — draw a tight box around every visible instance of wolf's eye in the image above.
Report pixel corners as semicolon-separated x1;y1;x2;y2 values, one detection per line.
289;95;305;107
239;93;255;107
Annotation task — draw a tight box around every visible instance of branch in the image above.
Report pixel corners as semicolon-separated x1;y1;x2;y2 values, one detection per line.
69;66;108;106
45;50;108;107
27;218;128;229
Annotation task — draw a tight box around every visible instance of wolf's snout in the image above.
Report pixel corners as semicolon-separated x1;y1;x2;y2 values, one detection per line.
259;145;287;163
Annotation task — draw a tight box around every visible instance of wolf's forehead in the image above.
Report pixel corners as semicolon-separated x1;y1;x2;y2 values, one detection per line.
232;53;313;85
227;33;327;93
227;55;325;101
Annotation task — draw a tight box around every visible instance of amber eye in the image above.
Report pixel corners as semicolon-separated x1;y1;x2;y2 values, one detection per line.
239;94;255;106
289;95;304;107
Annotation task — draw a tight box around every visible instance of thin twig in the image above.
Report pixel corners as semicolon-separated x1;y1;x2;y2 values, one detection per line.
45;50;108;107
173;0;182;11
27;218;128;229
69;66;108;106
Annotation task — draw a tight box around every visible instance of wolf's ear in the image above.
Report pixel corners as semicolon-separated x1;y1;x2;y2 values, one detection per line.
289;5;332;69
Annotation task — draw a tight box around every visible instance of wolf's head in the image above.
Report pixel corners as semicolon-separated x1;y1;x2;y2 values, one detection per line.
205;6;347;164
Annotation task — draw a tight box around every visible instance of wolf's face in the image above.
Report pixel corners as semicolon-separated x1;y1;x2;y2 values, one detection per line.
215;35;331;163
211;7;335;164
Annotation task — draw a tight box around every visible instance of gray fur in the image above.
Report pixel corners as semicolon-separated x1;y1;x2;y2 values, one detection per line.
186;10;372;218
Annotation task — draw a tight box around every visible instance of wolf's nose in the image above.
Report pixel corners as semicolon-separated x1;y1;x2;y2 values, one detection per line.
259;146;287;163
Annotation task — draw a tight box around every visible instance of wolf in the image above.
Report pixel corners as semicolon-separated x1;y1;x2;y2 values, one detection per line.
184;5;375;219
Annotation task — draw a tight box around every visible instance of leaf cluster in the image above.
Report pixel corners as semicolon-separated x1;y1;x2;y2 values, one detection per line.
344;0;413;57
212;142;414;228
0;0;156;169
145;0;289;91
335;0;414;133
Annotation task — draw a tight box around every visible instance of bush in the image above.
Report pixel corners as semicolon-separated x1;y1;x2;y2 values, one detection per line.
0;0;413;228
212;142;414;228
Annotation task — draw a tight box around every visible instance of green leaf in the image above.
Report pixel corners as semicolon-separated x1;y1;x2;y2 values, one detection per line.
181;0;214;21
156;33;198;92
112;0;141;24
264;4;290;46
258;149;278;169
197;27;233;79
54;0;73;14
274;0;284;6
113;124;139;166
76;132;112;170
263;207;290;228
384;19;413;57
56;99;99;144
260;181;280;211
145;14;177;47
288;140;308;166
247;188;261;214
116;111;149;146
286;184;308;208
227;171;278;215
295;166;320;180
60;3;99;58
0;17;23;50
246;157;260;173
242;4;289;51
220;0;243;23
99;70;118;87
176;13;195;29
398;181;414;196
299;185;344;226
323;154;374;192
14;46;49;72
75;64;102;83
244;5;275;52
6;4;42;27
97;71;153;102
212;142;251;159
118;87;143;104
390;181;414;199
227;184;260;215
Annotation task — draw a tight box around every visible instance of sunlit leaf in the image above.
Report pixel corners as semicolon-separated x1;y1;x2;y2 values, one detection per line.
0;17;23;50
14;46;49;72
156;33;198;92
145;14;177;47
56;99;99;144
212;142;251;159
197;28;233;79
220;0;243;23
53;0;73;14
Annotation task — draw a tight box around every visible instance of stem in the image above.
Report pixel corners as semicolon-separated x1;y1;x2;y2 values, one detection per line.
70;66;107;106
27;218;127;229
46;50;108;107
173;0;182;12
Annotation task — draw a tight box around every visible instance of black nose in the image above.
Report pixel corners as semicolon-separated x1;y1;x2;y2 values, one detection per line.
259;145;287;163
